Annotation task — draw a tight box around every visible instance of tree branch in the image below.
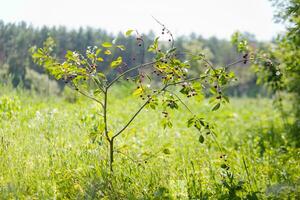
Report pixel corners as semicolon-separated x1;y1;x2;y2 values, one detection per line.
111;77;202;140
72;84;104;108
225;59;248;69
165;89;194;115
107;60;160;89
112;98;151;140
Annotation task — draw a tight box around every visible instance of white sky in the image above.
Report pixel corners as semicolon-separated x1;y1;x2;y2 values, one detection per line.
0;0;284;40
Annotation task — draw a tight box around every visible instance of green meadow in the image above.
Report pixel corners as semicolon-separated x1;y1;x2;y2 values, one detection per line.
1;85;299;199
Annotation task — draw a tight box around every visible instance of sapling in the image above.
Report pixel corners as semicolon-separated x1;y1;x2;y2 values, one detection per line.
31;24;249;172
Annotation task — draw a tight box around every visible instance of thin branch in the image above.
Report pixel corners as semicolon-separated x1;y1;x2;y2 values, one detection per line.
225;59;248;69
165;89;194;115
112;98;151;140
115;150;141;164
91;76;105;93
165;77;202;87
152;16;175;48
107;60;160;89
71;84;104;108
202;58;218;74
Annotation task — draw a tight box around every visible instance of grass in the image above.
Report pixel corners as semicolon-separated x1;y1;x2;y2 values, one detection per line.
0;85;299;199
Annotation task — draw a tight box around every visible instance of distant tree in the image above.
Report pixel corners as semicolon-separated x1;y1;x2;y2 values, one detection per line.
271;0;300;145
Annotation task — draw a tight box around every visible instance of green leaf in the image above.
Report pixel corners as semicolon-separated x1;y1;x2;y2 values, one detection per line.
221;164;228;169
92;77;101;86
102;42;112;48
133;87;143;96
153;37;159;49
223;95;230;103
116;45;126;51
97;72;106;79
187;117;195;127
93;89;102;95
198;135;204;143
125;29;134;37
97;57;104;62
104;50;111;55
96;49;102;56
163;148;171;155
110;56;122;68
212;103;220;111
112;38;117;44
167;47;176;54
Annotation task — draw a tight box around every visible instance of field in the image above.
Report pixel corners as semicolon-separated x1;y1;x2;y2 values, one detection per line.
0;84;299;199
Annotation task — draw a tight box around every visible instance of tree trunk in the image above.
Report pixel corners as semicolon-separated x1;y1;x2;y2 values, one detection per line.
109;139;114;172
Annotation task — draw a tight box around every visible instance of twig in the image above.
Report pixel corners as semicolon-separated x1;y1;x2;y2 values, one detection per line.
225;59;248;69
71;84;104;108
152;16;175;48
112;98;151;139
107;60;160;89
165;89;194;115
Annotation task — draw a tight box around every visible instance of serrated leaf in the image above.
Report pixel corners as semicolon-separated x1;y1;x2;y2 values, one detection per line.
199;135;204;143
125;29;134;36
102;42;112;48
212;103;220;111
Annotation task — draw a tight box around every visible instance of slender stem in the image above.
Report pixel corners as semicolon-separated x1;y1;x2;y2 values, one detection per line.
242;156;254;191
103;87;114;172
225;59;248;69
103;88;110;142
166;77;202;87
91;76;105;93
115;150;141;164
72;85;104;108
111;77;201;140
166;90;194;115
109;139;114;172
112;98;151;140
202;58;218;74
152;16;175;48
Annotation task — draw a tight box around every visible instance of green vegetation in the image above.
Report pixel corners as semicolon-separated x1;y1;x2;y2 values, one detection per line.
0;0;299;199
0;85;299;199
0;20;265;97
30;25;242;173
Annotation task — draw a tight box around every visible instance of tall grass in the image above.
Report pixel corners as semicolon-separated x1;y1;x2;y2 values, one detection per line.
0;86;299;199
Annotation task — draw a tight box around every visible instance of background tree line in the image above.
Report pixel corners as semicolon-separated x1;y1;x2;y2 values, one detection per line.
0;20;268;96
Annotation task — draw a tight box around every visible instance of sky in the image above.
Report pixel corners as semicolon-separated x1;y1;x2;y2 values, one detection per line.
0;0;284;41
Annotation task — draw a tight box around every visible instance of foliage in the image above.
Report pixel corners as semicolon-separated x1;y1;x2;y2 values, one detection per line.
270;0;300;146
0;20;264;96
0;95;20;120
232;0;300;146
31;24;246;171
